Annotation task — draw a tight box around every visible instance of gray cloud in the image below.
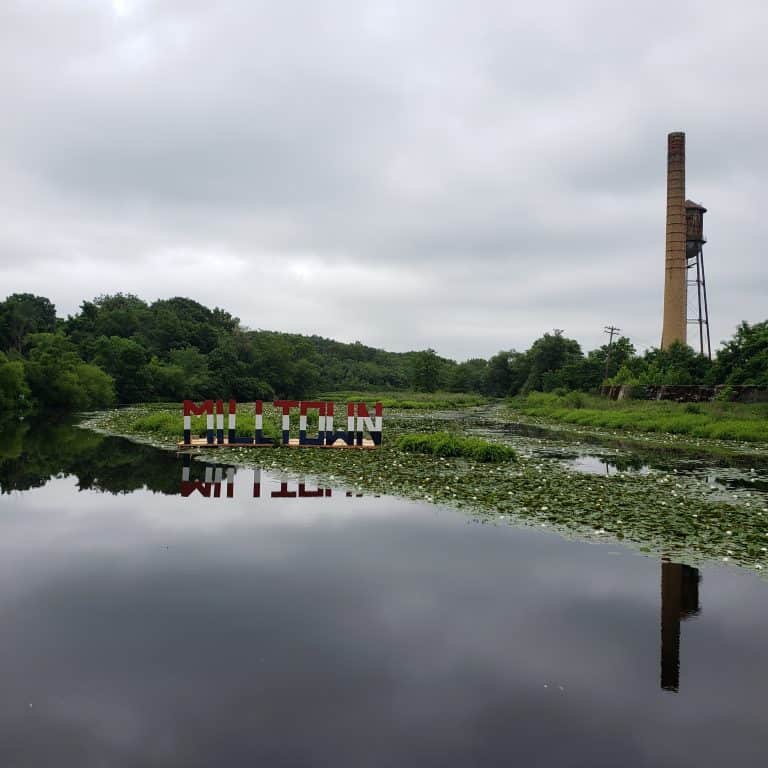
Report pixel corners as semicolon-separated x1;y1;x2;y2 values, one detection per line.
1;0;766;359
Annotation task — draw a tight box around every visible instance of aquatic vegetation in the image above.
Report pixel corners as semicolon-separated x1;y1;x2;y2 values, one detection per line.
397;432;516;462
80;403;768;576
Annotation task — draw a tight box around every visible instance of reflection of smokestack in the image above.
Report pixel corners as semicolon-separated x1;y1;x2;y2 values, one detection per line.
661;132;687;349
661;561;700;692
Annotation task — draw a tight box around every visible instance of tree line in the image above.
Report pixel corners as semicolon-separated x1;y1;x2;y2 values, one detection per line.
1;292;766;414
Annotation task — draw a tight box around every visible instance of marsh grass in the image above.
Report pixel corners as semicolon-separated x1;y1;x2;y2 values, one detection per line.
129;404;283;442
512;392;768;442
397;432;516;462
131;410;283;441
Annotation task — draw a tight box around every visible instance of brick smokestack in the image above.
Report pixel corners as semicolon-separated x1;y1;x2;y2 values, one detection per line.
661;131;687;349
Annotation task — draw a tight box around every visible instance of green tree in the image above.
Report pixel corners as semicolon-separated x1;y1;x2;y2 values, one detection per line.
92;336;152;402
484;351;514;396
0;293;57;352
76;362;119;407
590;337;636;381
450;358;488;392
522;330;583;392
146;297;237;355
714;321;768;386
23;333;115;409
168;346;213;399
411;349;441;392
290;359;321;399
0;351;31;413
619;342;713;386
146;357;187;400
65;294;150;357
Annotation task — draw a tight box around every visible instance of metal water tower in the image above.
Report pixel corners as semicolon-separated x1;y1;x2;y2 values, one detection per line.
685;200;711;358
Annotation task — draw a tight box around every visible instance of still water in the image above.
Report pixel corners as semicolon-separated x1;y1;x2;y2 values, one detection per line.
1;421;767;766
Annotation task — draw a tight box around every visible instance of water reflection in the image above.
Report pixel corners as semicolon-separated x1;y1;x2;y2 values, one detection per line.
566;454;651;476
180;466;334;499
179;457;361;499
661;562;701;692
3;420;708;697
0;417;182;495
0;418;372;503
2;424;768;765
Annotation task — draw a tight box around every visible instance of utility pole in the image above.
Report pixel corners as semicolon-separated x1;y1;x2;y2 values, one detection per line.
603;325;621;381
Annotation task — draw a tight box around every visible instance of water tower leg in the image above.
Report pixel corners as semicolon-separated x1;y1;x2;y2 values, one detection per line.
700;250;712;360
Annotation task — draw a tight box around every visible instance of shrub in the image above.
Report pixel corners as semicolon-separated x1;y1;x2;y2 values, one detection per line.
714;385;736;402
563;391;585;409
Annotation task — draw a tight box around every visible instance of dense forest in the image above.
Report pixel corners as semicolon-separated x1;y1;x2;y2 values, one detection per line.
0;292;766;413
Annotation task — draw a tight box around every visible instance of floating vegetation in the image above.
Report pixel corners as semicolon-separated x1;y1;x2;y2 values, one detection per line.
80;402;768;576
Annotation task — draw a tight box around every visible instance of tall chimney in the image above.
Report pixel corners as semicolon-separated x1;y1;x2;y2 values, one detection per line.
661;131;687;349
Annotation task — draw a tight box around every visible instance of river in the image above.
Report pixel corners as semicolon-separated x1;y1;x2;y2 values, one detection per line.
1;418;767;766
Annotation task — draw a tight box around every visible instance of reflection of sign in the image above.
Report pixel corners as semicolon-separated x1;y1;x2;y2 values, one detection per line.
181;400;383;449
180;465;367;499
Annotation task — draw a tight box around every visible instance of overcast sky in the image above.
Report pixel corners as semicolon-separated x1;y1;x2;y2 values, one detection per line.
1;0;766;360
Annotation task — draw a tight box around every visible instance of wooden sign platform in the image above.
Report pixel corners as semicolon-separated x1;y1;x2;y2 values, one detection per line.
177;438;377;450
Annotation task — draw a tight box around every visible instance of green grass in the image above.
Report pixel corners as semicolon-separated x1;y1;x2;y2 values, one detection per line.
397;432;516;462
132;410;282;441
317;391;491;410
120;404;284;442
510;392;768;443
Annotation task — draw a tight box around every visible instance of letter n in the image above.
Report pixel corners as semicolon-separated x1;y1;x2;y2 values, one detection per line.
355;402;383;446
